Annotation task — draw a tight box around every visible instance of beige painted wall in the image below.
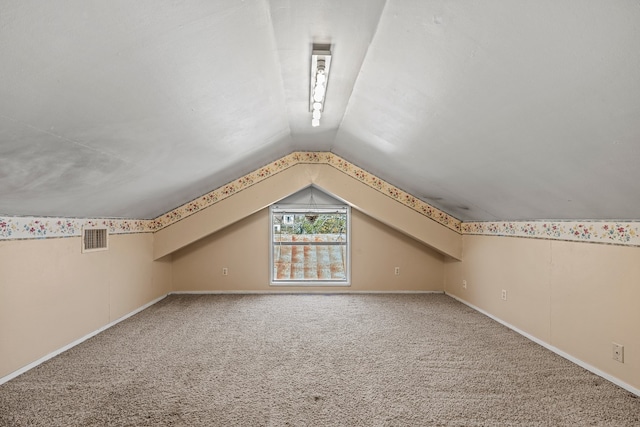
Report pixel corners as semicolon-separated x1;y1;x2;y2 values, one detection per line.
155;164;462;260
172;208;445;292
0;233;171;379
8;208;637;397
444;235;640;391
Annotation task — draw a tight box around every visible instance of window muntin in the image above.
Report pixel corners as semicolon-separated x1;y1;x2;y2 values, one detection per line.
270;206;350;286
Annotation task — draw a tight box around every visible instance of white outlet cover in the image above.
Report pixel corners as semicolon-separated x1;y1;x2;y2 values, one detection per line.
612;343;624;363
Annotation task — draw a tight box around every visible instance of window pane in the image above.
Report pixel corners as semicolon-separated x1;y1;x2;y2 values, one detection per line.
272;210;349;284
273;244;347;281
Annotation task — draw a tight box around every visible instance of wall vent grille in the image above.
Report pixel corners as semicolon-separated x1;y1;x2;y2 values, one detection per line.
82;227;108;253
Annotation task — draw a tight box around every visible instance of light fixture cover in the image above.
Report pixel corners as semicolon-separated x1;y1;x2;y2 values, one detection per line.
310;44;331;126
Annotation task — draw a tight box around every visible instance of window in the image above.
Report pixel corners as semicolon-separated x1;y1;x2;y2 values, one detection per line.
270;205;350;286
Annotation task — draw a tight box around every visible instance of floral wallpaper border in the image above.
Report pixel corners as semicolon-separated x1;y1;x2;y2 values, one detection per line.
2;151;640;248
147;151;462;233
462;221;640;247
0;152;459;241
0;217;151;240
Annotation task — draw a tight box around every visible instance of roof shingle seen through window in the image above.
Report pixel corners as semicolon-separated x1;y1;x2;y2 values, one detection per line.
273;234;346;281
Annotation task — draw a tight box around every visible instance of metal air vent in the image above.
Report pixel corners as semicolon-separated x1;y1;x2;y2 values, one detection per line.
82;227;108;253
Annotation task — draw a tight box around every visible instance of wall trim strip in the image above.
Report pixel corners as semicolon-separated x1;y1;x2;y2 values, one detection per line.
447;293;640;398
463;220;640;247
0;294;167;386
0;217;152;241
169;291;445;295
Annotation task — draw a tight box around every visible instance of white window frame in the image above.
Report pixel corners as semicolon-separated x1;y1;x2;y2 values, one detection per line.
270;204;350;286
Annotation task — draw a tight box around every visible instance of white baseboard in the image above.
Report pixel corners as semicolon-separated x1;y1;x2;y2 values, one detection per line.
446;292;640;398
0;294;168;386
0;290;442;384
12;290;632;400
170;290;445;295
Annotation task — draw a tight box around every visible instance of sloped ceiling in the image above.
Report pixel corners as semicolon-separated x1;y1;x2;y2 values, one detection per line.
1;0;639;221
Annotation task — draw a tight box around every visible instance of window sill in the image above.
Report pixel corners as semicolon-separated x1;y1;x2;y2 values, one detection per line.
270;282;351;287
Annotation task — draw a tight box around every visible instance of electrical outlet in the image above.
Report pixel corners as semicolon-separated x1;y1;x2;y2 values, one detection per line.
501;289;507;301
394;267;400;275
222;267;228;276
612;343;624;363
462;280;467;289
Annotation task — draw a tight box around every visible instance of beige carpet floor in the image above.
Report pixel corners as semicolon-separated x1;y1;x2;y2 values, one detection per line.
1;294;638;426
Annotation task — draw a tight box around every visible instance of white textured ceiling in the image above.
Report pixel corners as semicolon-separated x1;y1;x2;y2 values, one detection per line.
1;0;639;221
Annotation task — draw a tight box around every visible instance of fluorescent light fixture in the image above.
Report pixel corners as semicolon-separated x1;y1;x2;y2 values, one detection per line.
310;44;331;127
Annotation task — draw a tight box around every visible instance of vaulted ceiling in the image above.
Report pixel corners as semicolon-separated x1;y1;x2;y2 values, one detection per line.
2;0;639;221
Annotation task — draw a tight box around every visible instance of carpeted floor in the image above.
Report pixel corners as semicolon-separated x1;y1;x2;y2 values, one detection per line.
1;294;638;426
